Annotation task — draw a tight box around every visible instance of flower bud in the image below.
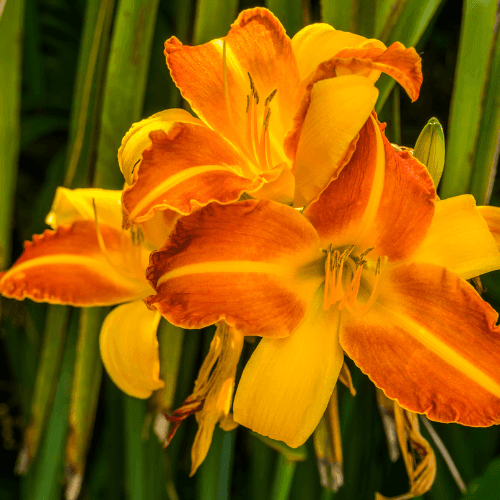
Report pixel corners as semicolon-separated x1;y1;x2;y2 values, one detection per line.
414;117;445;188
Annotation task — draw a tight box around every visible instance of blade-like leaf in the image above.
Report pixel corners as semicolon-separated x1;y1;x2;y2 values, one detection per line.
266;0;303;36
64;0;117;189
0;0;25;270
192;0;238;44
93;0;161;189
469;17;500;205
439;0;499;198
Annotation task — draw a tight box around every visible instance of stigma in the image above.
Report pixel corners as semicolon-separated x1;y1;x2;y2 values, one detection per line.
322;245;387;317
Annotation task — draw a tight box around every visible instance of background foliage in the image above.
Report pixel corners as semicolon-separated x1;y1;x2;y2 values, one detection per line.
0;0;500;499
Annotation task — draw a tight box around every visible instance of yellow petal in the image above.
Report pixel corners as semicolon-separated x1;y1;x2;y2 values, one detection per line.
233;290;344;448
118;108;203;185
293;75;378;207
411;195;500;279
45;187;123;230
99;299;164;399
291;23;385;80
478;205;500;250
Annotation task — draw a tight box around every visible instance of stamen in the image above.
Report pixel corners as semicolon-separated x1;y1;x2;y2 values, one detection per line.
258;108;271;169
264;88;278;106
222;40;233;126
323;249;332;311
92;199;138;280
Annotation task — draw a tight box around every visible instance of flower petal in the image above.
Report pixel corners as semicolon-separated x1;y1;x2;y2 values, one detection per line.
233;289;344;447
333;42;423;101
304;117;436;261
412;196;500;279
46;187;123;230
0;221;150;306
478;205;500;250
291;23;385;80
164;8;300;161
119;108;204;185
340;262;500;426
121;123;269;227
303;115;383;246
146;199;322;337
99;299;164;398
291;75;378;207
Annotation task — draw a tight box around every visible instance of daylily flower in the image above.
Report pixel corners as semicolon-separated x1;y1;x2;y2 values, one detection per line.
118;7;422;228
144;113;500;449
0;187;176;399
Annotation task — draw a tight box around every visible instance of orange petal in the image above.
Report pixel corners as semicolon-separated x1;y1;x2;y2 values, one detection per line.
333;42;423;101
340;262;500;426
303;115;382;247
233;289;344;447
478;205;500;250
118;108;204;186
291;23;386;80
164;8;300;164
121;123;265;227
0;221;150;306
304;116;436;261
145;199;322;337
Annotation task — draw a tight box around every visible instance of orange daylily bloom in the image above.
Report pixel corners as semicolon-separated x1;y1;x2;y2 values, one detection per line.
0;187;177;399
144;114;500;448
118;7;422;227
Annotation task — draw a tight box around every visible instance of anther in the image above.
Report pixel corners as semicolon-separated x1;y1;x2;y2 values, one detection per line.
265;88;278;106
358;247;374;261
246;95;249;113
264;108;271;130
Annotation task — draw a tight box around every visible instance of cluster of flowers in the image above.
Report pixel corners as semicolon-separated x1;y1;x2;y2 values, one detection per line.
2;7;500;492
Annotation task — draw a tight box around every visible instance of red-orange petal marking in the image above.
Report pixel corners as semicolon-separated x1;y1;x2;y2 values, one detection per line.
372;135;436;261
121;124;264;227
334;42;423;101
0;221;150;306
340;262;500;426
303;116;381;247
284;42;422;162
165;8;300;155
146;199;322;337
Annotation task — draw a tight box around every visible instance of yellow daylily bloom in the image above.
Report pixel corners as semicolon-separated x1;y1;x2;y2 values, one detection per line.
0;187;177;399
144;114;500;454
118;7;423;227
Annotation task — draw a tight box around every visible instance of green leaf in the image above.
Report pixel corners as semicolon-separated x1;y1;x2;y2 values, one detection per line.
65;307;108;499
459;458;500;500
468;17;500;205
375;0;444;113
266;0;303;37
192;0;238;44
439;0;498;199
64;0;117;189
93;0;161;189
19;305;70;472
320;0;357;33
28;308;79;500
0;0;25;270
196;426;236;500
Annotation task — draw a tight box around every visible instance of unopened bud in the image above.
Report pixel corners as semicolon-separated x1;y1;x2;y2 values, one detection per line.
414;117;445;188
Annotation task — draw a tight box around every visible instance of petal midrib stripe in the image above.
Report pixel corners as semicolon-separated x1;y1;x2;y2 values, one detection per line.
156;261;300;287
1;255;144;288
384;307;500;398
130;165;238;219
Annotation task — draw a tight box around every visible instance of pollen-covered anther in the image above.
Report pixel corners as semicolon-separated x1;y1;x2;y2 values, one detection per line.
323;245;387;316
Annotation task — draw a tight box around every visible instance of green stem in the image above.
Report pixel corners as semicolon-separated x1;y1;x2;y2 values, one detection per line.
270;454;297;500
